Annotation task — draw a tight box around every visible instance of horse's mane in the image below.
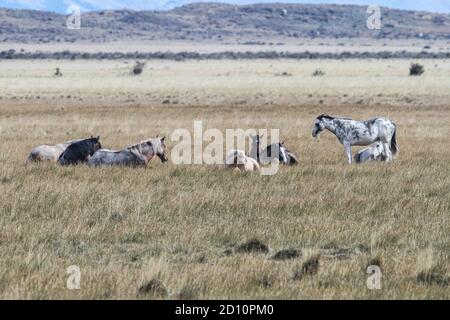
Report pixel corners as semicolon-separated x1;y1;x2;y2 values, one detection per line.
318;114;352;121
70;137;98;147
365;118;378;125
317;114;334;120
61;138;81;145
150;138;162;153
127;138;160;154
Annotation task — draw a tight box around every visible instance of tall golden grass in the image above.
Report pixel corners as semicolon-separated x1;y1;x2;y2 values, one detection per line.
0;60;448;299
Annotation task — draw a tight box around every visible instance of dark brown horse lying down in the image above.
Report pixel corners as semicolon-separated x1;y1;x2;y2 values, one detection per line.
87;137;168;167
58;136;102;166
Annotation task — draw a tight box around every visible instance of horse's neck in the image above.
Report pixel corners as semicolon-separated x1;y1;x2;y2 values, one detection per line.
130;147;148;164
257;141;259;160
56;143;69;150
250;140;260;161
141;146;155;161
324;119;338;135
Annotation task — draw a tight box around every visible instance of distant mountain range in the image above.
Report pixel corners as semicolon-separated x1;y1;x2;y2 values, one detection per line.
0;0;180;12
1;0;450;13
1;2;450;43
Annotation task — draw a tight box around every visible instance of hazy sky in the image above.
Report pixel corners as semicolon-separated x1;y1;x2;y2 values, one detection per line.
1;0;449;13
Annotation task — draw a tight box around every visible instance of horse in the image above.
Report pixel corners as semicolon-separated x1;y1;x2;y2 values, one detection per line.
88;137;168;167
312;114;398;164
226;150;260;172
58;136;102;166
250;134;299;165
265;142;299;165
28;139;82;162
355;142;387;163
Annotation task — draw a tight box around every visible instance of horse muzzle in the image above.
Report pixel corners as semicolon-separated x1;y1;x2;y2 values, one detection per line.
158;154;169;163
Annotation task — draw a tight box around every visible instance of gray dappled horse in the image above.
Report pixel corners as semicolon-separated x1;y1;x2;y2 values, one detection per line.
88;137;168;167
312;114;398;164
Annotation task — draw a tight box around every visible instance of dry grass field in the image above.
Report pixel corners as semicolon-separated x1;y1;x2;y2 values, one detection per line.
0;59;449;299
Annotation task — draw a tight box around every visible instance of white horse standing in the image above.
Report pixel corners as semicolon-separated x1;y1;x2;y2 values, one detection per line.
312;114;398;164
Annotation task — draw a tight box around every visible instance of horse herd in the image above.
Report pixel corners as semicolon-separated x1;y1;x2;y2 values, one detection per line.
28;136;168;167
27;115;398;169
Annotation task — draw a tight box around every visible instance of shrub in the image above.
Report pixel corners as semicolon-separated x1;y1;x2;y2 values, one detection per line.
312;68;325;76
54;67;63;77
275;71;292;77
132;61;146;75
137;279;168;298
293;253;321;280
271;248;300;261
416;265;449;286
235;239;269;254
410;63;424;76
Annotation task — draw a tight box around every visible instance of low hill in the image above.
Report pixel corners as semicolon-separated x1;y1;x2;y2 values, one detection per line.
1;3;450;43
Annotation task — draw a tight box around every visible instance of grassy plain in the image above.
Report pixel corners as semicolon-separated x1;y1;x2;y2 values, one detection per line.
0;59;449;299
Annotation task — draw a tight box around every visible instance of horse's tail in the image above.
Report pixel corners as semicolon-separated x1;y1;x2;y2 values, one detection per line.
57;151;66;165
390;125;398;156
354;151;362;163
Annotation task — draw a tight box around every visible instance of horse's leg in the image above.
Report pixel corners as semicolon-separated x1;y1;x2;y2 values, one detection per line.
383;142;392;162
344;142;352;164
381;133;392;162
380;124;394;162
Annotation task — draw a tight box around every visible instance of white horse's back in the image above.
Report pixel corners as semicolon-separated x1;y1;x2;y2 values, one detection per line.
28;145;61;162
28;139;82;162
226;150;259;171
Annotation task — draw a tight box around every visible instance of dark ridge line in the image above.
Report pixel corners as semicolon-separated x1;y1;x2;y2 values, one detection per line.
1;50;450;60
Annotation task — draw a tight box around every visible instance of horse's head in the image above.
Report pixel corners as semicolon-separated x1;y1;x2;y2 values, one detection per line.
278;143;289;164
312;114;332;138
249;134;263;160
90;135;102;152
130;137;168;163
373;142;385;159
153;137;168;163
265;143;288;164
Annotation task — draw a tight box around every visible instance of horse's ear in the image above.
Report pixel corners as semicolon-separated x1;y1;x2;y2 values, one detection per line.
161;136;166;142
97;136;100;141
91;135;94;139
